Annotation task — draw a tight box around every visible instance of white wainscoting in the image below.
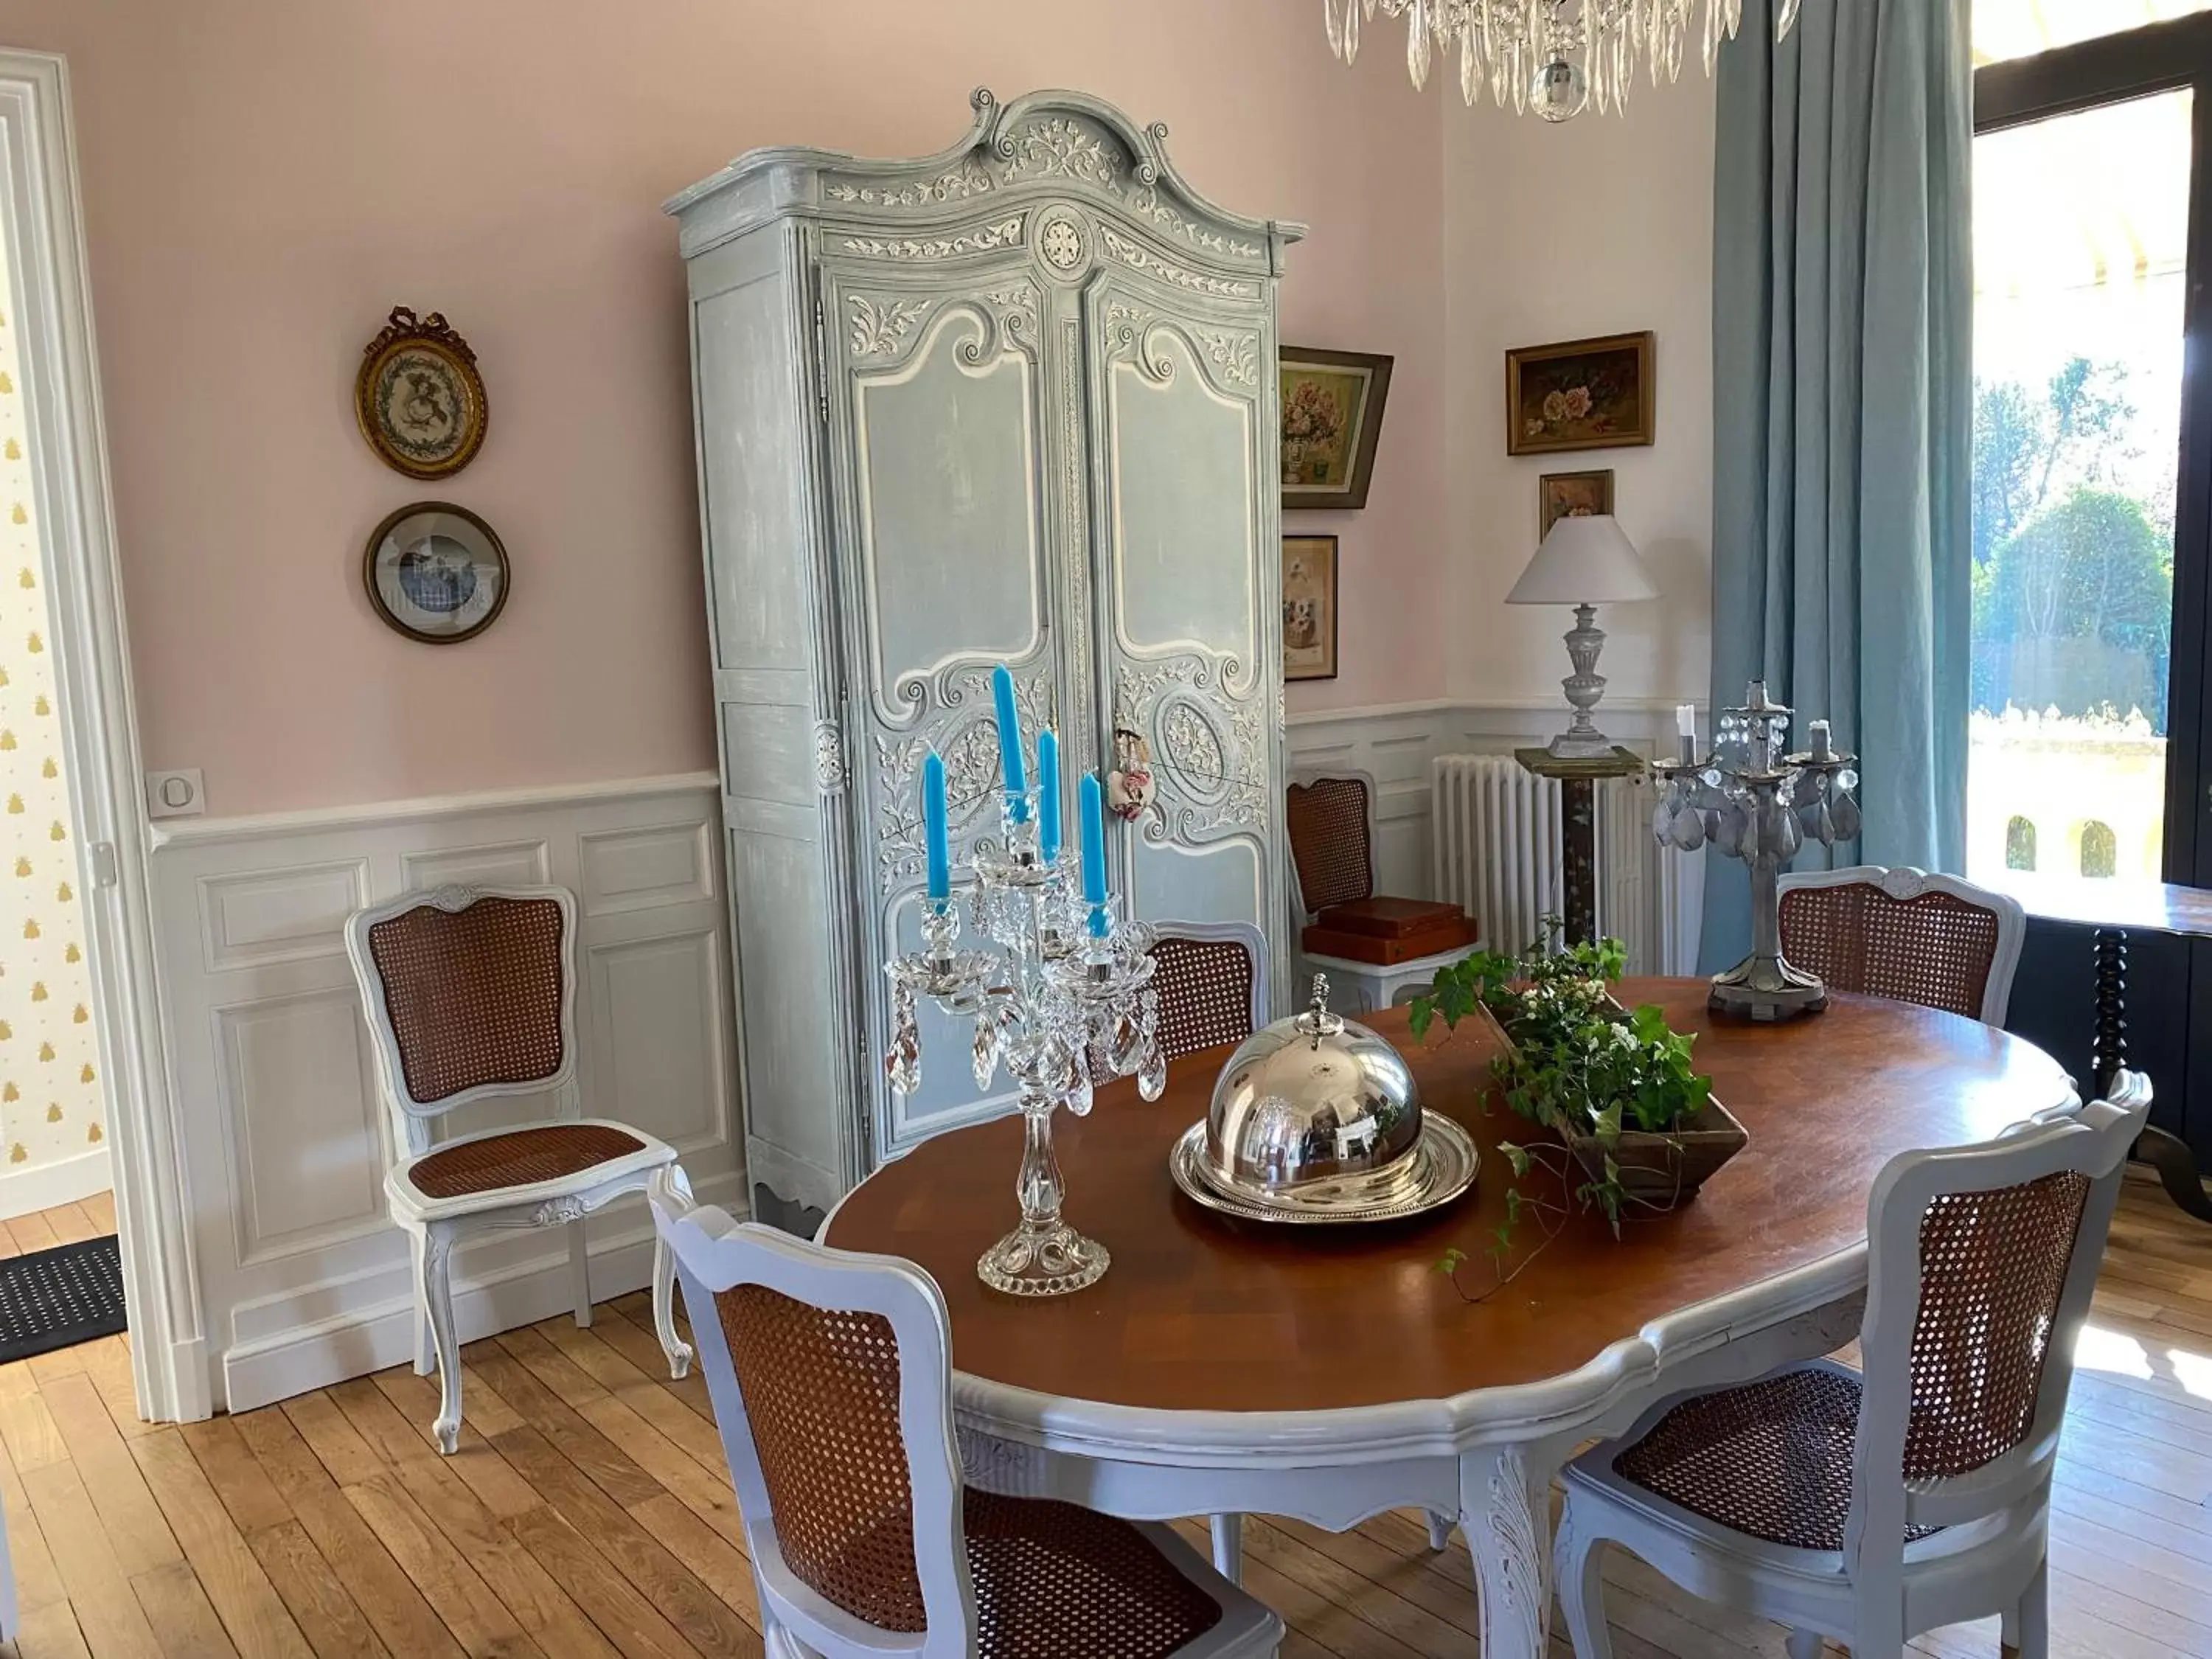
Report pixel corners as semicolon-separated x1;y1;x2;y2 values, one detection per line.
147;773;740;1413
1288;700;1704;973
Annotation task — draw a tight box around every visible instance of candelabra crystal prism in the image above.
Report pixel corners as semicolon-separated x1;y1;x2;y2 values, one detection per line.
886;790;1164;1296
1650;681;1861;1023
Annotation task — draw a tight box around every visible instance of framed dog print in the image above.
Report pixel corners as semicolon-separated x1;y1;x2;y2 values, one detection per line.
1282;535;1340;682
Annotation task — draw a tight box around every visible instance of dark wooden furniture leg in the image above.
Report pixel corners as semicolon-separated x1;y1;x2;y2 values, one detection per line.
2102;923;2212;1224
1561;776;1597;947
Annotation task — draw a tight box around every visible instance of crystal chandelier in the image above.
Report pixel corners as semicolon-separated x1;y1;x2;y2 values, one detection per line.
1323;0;1803;122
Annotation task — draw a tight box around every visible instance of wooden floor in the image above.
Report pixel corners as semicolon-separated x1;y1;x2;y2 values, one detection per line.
0;1194;116;1259
1;1178;2211;1657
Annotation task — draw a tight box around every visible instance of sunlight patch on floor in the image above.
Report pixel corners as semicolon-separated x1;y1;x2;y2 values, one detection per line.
2163;1343;2212;1401
2073;1321;2153;1381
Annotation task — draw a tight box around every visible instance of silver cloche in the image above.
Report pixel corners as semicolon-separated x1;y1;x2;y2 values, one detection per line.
1173;974;1475;1223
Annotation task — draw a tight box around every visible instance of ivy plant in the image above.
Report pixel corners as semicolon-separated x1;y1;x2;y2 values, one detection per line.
1411;925;1712;1301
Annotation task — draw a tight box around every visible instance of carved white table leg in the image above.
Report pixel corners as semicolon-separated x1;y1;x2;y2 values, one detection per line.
1459;1444;1552;1659
1208;1514;1243;1584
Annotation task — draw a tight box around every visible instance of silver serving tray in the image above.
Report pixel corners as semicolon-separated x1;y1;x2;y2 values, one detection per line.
1169;1115;1480;1226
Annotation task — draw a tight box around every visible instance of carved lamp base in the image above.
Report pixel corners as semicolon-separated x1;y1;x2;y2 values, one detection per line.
978;1217;1110;1298
1708;953;1829;1023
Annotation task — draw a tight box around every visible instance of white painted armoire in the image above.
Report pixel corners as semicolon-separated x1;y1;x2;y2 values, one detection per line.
669;89;1301;1221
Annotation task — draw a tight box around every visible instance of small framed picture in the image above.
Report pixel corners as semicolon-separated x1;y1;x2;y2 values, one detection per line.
355;307;488;480
362;502;509;645
1280;347;1394;510
1506;331;1655;456
1282;535;1340;682
1540;469;1616;539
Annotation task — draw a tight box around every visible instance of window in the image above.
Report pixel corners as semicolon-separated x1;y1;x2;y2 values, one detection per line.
1969;7;2212;887
1975;1;2212;66
2081;819;2120;877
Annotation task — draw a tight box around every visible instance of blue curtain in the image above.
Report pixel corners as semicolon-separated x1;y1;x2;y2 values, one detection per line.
1701;0;1974;973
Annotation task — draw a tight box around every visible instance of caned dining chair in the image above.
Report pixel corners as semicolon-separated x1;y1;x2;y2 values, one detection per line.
650;1167;1284;1659
345;884;693;1454
1554;1071;2152;1659
1287;770;1478;1013
1777;866;2027;1026
1149;921;1270;1062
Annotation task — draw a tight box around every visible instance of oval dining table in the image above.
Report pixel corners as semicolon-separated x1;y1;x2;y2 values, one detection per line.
823;978;2076;1659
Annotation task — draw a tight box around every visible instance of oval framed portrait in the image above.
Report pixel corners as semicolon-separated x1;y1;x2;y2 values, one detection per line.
355;307;487;479
362;503;509;645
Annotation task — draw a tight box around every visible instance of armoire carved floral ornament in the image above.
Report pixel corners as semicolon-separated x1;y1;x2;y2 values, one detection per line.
667;90;1303;1219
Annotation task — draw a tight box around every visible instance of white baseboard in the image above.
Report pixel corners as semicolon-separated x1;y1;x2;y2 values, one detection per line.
0;1147;110;1221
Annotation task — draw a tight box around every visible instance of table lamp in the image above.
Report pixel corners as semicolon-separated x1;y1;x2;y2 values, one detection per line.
1505;514;1660;760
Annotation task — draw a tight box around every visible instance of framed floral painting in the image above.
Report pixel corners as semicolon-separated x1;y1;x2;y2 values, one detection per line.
1506;332;1655;456
1282;535;1340;681
1280;347;1394;510
1540;469;1615;539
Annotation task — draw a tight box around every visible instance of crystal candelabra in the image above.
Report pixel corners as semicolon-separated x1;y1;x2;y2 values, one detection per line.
1650;681;1861;1023
885;790;1165;1298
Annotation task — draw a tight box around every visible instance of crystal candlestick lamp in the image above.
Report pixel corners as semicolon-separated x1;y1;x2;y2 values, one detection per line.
885;669;1165;1297
1650;681;1861;1023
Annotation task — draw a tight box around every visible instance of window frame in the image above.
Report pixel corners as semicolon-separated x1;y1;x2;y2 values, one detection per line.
1976;10;2212;886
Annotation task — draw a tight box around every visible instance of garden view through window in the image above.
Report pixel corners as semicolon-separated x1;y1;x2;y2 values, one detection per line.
1967;84;2187;883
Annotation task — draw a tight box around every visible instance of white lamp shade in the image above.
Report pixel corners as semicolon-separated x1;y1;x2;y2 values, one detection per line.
1505;514;1660;606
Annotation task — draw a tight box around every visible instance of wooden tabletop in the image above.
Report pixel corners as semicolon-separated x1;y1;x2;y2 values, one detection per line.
826;978;2072;1416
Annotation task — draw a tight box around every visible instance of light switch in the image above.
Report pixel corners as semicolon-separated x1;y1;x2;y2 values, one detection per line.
146;768;205;819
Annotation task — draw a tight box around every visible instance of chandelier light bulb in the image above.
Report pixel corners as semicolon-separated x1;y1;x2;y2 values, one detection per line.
1531;52;1587;122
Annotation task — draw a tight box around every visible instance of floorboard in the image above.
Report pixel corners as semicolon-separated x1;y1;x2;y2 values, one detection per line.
4;1180;2212;1655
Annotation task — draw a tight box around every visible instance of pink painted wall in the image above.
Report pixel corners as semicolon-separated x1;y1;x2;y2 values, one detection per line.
0;0;1449;814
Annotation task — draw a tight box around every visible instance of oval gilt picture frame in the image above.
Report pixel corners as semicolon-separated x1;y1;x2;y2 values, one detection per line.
355;307;488;479
362;502;510;645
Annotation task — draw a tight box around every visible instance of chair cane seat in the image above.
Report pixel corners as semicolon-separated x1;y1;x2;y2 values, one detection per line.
1596;1363;1941;1554
398;1121;667;1203
965;1490;1224;1659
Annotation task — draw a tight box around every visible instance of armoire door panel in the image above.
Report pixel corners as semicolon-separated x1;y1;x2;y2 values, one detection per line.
849;299;1046;704
1085;272;1283;966
1104;321;1261;675
821;254;1064;1158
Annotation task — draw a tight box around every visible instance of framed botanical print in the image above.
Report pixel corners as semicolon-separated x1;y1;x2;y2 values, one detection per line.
1506;331;1655;456
1282;535;1340;681
1280;347;1394;510
362;502;509;644
1540;469;1615;539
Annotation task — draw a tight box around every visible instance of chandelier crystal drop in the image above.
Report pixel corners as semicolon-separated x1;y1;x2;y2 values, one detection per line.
1324;0;1802;122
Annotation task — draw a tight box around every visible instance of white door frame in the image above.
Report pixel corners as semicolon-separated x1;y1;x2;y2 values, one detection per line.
0;50;204;1421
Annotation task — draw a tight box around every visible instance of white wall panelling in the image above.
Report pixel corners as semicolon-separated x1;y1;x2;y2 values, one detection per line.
148;772;741;1413
1288;700;1703;974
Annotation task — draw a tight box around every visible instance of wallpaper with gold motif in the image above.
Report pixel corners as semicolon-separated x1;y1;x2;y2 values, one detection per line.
0;263;104;1185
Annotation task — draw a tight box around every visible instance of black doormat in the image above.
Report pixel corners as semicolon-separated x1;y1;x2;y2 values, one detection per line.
0;1234;125;1364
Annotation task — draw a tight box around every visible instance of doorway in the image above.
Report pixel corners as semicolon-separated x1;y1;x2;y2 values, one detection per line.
0;52;191;1415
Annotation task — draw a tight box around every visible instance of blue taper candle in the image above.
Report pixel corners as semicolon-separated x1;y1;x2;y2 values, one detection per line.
991;665;1028;823
1037;729;1062;863
922;751;950;903
1079;772;1109;936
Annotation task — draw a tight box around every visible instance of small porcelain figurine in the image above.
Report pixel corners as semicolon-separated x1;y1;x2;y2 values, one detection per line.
1107;728;1155;821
